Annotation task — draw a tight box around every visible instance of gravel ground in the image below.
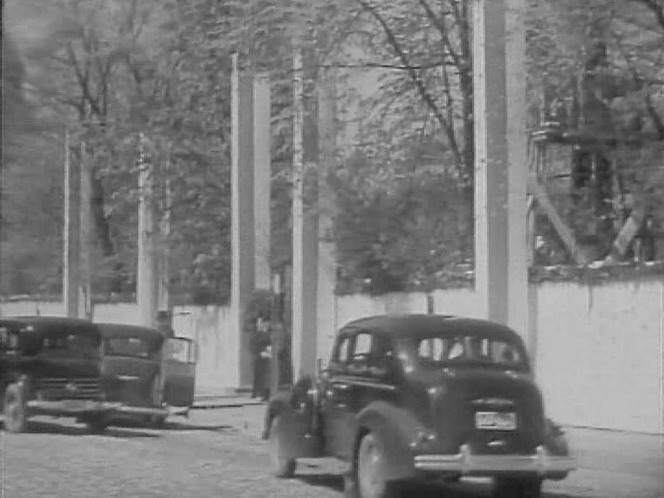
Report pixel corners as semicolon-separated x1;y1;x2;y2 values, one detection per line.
0;409;661;498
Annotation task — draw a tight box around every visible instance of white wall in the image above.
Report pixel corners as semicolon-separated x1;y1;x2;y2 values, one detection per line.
2;277;662;433
330;281;663;434
534;279;663;434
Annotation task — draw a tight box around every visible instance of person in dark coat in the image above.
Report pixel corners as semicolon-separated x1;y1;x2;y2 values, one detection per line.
250;319;271;399
156;310;175;338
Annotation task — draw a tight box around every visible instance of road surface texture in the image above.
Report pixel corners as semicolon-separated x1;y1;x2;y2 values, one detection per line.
1;408;662;498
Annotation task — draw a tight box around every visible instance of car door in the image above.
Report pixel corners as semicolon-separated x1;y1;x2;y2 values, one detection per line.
322;330;354;457
161;337;196;408
325;329;380;459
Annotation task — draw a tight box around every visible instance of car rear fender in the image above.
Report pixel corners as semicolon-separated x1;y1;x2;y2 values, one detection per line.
354;401;422;480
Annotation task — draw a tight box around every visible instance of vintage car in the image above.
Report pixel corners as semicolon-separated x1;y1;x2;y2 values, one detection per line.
98;323;197;428
263;314;576;498
0;316;122;433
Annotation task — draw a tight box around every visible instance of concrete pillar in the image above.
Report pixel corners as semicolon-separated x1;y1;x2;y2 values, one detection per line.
472;0;528;334
137;133;158;327
230;54;255;389
157;175;172;312
79;143;93;320
253;73;272;290
63;131;80;318
291;49;319;380
316;70;338;365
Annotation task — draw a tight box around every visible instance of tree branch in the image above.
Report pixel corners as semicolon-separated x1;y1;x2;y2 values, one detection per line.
416;0;462;68
638;0;664;32
319;60;448;70
66;42;103;117
353;0;462;167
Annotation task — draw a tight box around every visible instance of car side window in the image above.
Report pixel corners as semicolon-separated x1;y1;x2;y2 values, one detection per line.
348;332;372;373
0;326;19;351
368;334;394;376
331;334;352;367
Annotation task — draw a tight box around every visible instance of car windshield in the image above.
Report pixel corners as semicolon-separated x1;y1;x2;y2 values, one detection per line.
104;337;155;359
409;334;527;370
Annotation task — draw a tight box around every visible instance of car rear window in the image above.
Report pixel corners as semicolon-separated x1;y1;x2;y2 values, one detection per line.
412;334;526;370
104;337;155;358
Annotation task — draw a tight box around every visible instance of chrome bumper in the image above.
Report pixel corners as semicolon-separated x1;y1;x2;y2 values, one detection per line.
414;444;576;477
112;405;170;417
165;405;190;416
27;400;123;414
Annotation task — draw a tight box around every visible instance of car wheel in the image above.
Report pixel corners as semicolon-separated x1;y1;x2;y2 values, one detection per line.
269;416;296;478
356;432;395;498
493;477;542;498
86;416;109;434
3;383;28;433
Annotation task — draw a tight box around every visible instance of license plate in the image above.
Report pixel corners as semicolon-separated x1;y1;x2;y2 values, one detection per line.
475;411;517;431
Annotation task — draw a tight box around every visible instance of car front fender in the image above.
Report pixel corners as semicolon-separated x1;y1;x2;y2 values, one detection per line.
263;391;292;440
262;379;324;459
353;401;424;480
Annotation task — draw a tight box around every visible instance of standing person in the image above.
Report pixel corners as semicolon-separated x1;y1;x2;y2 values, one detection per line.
250;318;270;399
155;310;175;338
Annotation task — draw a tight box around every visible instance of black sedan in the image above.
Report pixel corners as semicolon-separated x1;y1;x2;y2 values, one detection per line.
263;314;575;498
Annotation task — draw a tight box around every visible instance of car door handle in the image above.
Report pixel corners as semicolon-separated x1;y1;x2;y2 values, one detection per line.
333;383;350;391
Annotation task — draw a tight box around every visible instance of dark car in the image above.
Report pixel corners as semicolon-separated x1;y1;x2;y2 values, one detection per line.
0;316;122;433
99;323;197;427
263;314;576;498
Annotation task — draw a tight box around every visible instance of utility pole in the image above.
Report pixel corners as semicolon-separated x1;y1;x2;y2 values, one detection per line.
473;0;528;336
63;130;81;318
137;133;158;327
79;142;93;319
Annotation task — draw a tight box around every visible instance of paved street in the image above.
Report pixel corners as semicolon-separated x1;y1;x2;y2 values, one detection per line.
1;409;662;498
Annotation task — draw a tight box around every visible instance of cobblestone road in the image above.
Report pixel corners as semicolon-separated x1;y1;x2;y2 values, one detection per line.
1;409;662;498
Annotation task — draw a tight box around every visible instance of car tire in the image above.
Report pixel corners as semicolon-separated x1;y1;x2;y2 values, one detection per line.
86;416;109;434
3;383;28;433
356;432;397;498
493;477;542;498
269;416;296;478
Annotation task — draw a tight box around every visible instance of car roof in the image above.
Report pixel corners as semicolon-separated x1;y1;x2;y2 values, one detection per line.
341;314;522;342
0;315;98;332
97;323;165;341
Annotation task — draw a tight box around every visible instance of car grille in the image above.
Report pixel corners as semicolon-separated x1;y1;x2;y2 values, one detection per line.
34;377;101;400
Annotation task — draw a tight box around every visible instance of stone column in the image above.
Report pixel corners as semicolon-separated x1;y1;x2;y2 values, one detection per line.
137;133;158;327
473;0;528;335
63;131;80;318
79;143;93;320
316;70;338;365
253;73;272;291
230;54;255;389
291;49;319;380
